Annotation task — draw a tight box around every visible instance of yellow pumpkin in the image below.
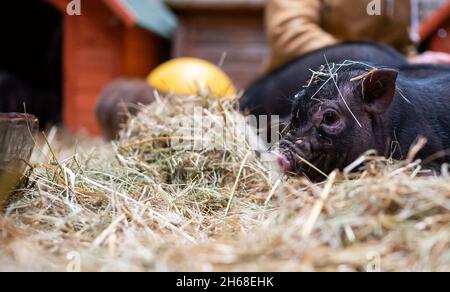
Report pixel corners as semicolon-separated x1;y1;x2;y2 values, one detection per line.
148;58;237;98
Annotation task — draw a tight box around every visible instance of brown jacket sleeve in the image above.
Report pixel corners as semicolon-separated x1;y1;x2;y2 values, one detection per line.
266;0;338;71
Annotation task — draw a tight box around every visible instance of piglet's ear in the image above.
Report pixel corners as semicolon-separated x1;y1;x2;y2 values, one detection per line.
362;69;398;114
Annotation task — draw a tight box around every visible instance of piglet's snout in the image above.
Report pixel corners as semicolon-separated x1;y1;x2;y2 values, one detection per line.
281;139;312;158
270;150;292;173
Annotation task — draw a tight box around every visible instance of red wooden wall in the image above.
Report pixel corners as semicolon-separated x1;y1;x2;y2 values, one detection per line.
48;0;163;135
64;0;124;134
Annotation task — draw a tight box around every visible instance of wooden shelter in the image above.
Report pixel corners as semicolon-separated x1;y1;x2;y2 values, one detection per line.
166;0;268;91
46;0;176;134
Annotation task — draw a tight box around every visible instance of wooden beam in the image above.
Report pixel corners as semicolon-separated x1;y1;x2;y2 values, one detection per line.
166;0;265;11
102;0;137;28
420;1;450;41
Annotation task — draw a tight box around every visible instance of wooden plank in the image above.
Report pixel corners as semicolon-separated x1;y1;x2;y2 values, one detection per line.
72;50;123;72
172;10;268;89
124;27;161;77
63;0;124;135
166;0;265;11
102;0;137;27
74;91;108;112
74;73;118;92
63;14;76;132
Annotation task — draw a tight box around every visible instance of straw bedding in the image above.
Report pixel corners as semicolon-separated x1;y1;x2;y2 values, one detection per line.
0;94;449;272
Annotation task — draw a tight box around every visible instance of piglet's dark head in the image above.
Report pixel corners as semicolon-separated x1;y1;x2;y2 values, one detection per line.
274;64;398;181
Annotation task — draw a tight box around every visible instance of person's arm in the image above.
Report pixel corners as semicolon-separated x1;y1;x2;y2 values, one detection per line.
409;51;450;65
266;0;338;70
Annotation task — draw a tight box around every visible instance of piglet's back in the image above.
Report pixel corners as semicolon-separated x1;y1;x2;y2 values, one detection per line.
396;65;450;150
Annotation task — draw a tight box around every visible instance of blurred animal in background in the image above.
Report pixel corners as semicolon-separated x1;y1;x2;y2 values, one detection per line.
96;79;156;140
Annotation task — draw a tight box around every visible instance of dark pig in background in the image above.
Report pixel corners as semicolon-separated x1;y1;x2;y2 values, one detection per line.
240;42;408;120
96;79;156;140
274;62;450;181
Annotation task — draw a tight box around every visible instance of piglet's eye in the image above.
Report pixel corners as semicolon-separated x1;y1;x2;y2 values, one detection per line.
322;111;339;126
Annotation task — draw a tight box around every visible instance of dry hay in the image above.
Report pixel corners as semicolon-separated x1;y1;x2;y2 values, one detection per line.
0;94;449;272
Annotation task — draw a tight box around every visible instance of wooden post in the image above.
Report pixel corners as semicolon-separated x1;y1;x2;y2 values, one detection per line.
0;113;39;209
0;113;38;172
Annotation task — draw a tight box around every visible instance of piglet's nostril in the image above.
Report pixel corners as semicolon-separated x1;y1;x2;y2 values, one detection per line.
277;155;291;172
271;151;292;172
